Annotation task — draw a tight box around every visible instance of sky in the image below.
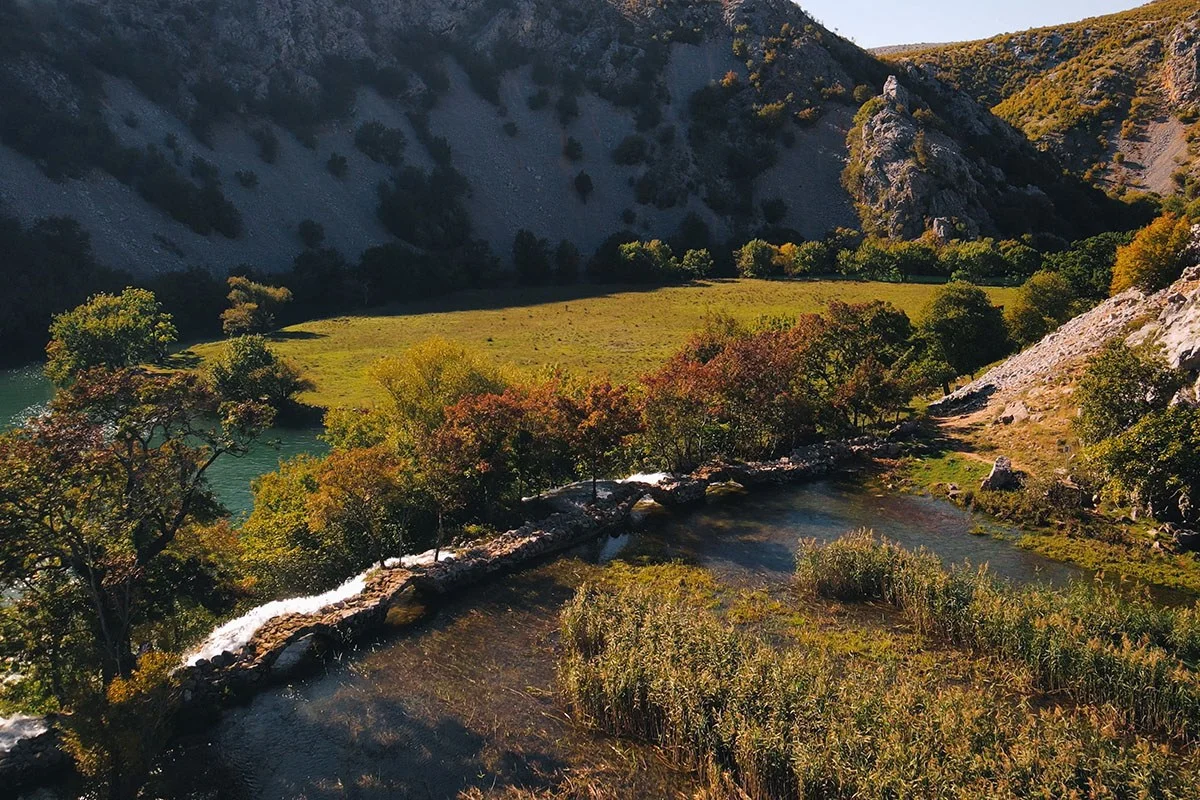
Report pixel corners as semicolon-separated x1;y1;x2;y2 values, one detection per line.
798;0;1150;48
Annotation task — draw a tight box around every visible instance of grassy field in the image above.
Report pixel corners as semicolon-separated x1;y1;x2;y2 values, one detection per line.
188;279;1018;409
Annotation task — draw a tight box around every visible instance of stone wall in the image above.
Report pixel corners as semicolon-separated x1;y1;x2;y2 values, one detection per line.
0;434;908;790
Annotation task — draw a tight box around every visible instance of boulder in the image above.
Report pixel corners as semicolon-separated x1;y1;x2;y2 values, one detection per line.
980;456;1020;492
995;401;1029;426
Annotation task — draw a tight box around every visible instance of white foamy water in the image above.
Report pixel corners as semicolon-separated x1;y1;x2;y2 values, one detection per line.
0;715;48;751
622;472;672;486
184;548;458;666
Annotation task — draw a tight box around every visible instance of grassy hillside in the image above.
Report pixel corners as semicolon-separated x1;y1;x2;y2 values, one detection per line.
188;279;1018;409
888;0;1200;194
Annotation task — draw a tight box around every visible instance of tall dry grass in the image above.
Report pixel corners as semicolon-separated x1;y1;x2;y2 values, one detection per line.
559;580;1195;799
795;529;1200;739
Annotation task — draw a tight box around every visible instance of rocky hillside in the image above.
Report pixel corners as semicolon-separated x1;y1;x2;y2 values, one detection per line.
888;0;1200;197
0;0;1127;276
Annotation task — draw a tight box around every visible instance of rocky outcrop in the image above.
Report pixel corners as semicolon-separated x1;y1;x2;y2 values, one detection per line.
847;75;990;239
0;432;913;789
980;456;1020;491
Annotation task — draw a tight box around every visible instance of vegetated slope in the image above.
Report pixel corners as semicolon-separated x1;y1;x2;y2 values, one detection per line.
928;258;1200;475
0;0;1126;277
188;279;1019;409
888;0;1200;196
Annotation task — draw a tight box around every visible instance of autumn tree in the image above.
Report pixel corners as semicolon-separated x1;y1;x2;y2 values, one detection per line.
570;380;642;497
1110;213;1194;294
45;289;177;386
221;276;293;336
369;338;506;450
0;369;270;796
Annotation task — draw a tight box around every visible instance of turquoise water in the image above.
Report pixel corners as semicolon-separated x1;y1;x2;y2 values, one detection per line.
0;368;324;518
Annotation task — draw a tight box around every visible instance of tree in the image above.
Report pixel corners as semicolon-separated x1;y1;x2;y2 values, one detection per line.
918;282;1010;377
45;289;177;386
297;218;325;249
208;334;313;410
571;381;642;498
574;171;594;203
0;369;270;797
735;239;779;278
680;248;715;279
1003;270;1076;347
563;137;583;161
1075;340;1185;445
222;276;293;336
554;240;582;284
1110;213;1194;294
513;229;552;285
618;240;678;281
368;338;506;449
1088;405;1200;522
306;448;431;568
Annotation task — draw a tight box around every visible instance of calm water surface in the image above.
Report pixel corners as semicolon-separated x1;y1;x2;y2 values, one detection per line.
0;368;324;518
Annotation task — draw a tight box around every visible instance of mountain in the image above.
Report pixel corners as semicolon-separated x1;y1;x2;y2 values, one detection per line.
886;0;1200;198
0;0;1130;278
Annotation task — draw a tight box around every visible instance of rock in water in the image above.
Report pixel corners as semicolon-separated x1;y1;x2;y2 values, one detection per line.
980;456;1019;491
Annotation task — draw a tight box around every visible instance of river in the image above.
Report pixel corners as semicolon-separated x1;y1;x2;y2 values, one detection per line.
98;480;1078;800
0;367;325;519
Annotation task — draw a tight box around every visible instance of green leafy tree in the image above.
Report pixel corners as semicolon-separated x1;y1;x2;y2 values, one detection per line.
1003;270;1077;347
918;281;1010;377
45;289;177;385
209;334;313;410
1088;405;1200;522
680;248;715;279
221;276;293;336
0;369;269;797
735;239;780;278
1075;340;1185;445
368;338;506;450
513;229;552;286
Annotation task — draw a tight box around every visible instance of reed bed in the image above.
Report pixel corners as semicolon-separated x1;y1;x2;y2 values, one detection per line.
794;530;1200;739
559;582;1196;799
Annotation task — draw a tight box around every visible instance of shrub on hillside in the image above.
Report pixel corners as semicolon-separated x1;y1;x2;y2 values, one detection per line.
1075;340;1185;445
1110;213;1194;294
1003;270;1076;346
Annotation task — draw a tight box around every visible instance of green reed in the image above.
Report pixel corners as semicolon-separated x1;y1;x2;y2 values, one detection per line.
795;529;1200;740
559;581;1196;799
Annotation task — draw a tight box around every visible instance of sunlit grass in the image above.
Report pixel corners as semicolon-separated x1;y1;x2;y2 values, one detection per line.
186;280;1018;409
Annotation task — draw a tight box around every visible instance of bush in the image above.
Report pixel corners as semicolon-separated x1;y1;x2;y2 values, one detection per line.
222;276;293;336
612;135;649;165
1089;405;1200;522
1110;213;1194;294
326;153;348;178
209;334;312;410
251;126;279;164
512;229;552;285
297;218;325;249
563;137;583;162
354;121;406;166
574;171;594;203
1075;340;1185;445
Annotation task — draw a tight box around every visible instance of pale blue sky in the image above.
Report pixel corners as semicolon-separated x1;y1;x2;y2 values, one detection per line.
799;0;1149;48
